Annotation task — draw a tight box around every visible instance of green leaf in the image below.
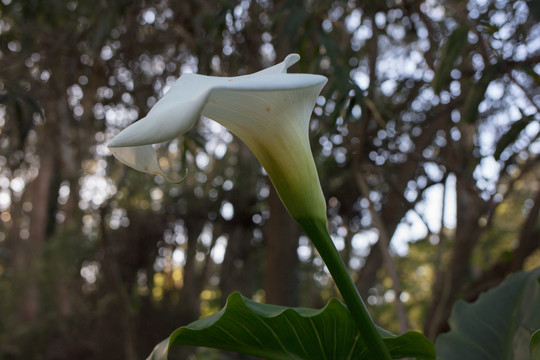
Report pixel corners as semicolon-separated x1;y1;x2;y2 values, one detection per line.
147;292;435;360
146;338;169;360
433;25;469;94
527;0;540;22
436;267;540;360
494;114;534;160
461;62;504;124
531;329;540;359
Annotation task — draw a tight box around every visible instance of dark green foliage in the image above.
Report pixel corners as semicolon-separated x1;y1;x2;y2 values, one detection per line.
433;25;469;95
494;114;535;160
462;62;505;124
436;267;540;360
531;329;540;360
148;292;435;360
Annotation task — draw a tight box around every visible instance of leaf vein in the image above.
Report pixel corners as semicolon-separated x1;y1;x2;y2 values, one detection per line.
253;314;297;358
309;318;327;360
347;335;360;360
283;313;310;358
227;317;265;348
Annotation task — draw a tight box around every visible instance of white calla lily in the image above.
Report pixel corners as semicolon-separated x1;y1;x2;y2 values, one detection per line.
109;56;394;359
108;54;328;222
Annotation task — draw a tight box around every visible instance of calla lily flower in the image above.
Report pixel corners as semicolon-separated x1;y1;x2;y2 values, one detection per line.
108;54;328;222
109;56;393;359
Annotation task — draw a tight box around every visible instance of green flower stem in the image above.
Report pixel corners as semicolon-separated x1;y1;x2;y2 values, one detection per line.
297;217;392;360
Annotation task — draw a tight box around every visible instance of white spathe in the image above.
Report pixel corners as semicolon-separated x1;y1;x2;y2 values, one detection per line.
108;54;328;221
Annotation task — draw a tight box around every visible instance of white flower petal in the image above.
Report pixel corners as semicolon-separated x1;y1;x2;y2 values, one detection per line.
108;54;328;219
108;144;162;175
252;53;300;75
108;74;212;148
214;73;326;92
202;78;327;220
108;54;305;150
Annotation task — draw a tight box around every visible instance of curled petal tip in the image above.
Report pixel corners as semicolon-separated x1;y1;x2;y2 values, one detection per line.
284;54;301;69
155;168;189;184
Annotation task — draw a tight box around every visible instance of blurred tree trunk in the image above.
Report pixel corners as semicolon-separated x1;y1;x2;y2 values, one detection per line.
263;185;299;306
354;105;453;300
17;104;59;322
424;125;487;339
219;141;260;306
180;219;204;324
219;225;255;307
462;188;540;299
100;206;138;360
425;165;540;339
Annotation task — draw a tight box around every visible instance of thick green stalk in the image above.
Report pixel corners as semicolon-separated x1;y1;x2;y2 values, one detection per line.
297;217;392;360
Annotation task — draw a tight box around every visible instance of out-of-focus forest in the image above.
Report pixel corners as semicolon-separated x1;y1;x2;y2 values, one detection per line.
0;0;539;358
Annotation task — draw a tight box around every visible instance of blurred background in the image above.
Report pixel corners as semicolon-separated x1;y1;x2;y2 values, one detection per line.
0;0;539;359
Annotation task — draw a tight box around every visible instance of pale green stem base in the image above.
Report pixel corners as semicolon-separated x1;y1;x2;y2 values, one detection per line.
297;217;392;360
